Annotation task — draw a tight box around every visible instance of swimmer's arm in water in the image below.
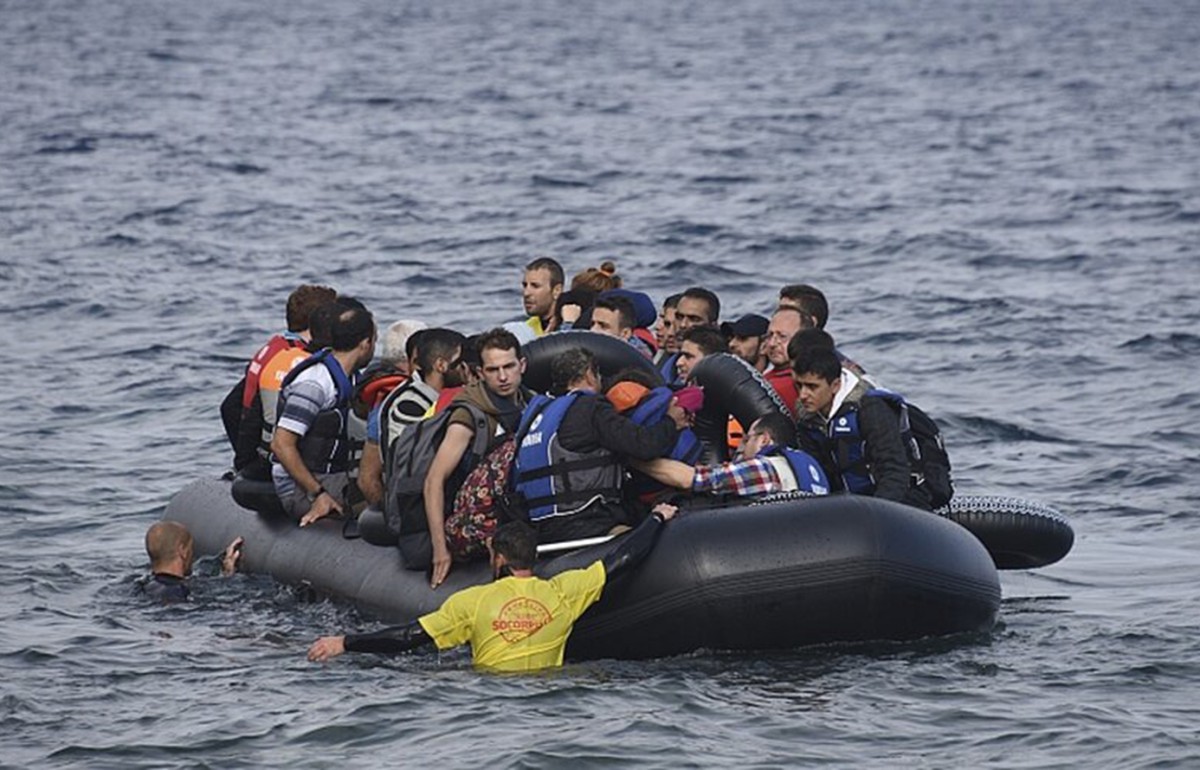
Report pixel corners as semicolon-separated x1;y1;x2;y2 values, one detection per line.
308;621;433;662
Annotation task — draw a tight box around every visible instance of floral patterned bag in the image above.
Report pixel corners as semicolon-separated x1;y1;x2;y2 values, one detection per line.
445;435;516;562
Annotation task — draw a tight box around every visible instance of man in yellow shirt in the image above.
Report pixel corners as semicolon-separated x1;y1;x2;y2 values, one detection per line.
307;504;677;672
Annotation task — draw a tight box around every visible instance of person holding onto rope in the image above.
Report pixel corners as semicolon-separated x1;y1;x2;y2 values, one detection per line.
633;412;829;499
307;506;677;672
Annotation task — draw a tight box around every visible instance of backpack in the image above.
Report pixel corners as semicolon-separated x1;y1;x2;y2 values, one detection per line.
382;401;492;538
869;389;954;509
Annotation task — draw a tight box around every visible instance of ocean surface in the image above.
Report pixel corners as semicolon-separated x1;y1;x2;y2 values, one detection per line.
3;0;1199;766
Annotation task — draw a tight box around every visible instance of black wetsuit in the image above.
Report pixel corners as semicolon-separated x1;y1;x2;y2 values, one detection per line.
140;573;190;603
344;511;669;655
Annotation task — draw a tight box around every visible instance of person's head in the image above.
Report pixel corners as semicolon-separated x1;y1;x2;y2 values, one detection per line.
720;313;769;367
145;520;194;576
571;261;621;293
550;347;600;394
674;287;721;333
286;284;337;333
329;298;377;370
477;327;525;398
523;257;564;320
778;284;829;329
379;319;427;374
786;328;837;364
489;520;538;575
656;293;682;353
590;295;635;340
676;326;728;381
737;413;798;461
460;334;484;383
415;328;468;389
764;307;812;369
551;288;597;332
792;347;843;417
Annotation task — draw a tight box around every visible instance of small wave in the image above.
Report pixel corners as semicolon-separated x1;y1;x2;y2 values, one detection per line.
1120;333;1200;357
119;199;199;225
206;161;268;175
531;174;591;188
944;414;1064;443
691;175;757;185
35;137;96;154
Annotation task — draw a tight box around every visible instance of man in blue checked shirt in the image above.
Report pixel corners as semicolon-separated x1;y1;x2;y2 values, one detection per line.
634;412;829;499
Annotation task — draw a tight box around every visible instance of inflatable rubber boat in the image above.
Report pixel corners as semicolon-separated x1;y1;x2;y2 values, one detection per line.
170;331;1072;659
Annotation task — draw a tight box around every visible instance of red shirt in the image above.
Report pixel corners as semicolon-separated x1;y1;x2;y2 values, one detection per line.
763;366;798;418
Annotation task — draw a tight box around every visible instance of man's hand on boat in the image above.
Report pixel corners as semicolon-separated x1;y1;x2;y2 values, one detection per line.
307;635;346;662
431;540;453;589
299;491;344;527
651;502;679;521
220;536;244;576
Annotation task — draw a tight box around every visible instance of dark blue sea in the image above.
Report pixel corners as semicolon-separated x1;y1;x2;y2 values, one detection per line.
3;0;1199;766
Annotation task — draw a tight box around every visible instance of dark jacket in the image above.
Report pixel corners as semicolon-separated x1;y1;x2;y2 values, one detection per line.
536;392;678;542
798;374;929;510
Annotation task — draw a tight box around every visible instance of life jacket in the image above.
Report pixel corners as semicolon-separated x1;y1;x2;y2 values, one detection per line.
658;352;681;384
352;368;407;419
242;331;307;409
274;349;354;475
627;387;702;466
255;337;313;452
377;376;438;455
631;327;658;357
821;389;953;508
757;445;830;495
513;391;624;522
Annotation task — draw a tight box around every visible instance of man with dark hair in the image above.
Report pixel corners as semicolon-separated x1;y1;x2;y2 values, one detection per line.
676;326;728;382
271;299;377;525
523;257;565;336
634;412;829;499
778;284;829;330
424;328;531;587
674;287;721;333
358;328;468;508
720;313;770;372
307;505;677;672
655;293;682;357
513;347;689;545
792;347;926;509
224;284;338;474
762;306;814;417
140;521;243;604
589;294;636;342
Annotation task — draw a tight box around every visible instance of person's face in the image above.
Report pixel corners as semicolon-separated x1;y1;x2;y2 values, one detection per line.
764;312;802;368
795;372;840;417
522;268;560;318
655;306;677;352
728;335;763;365
674;297;711;333
590;307;630;340
440;346;466;388
355;330;378;371
778;298;818;328
736;420;773;461
676;341;706;381
480;346;525;397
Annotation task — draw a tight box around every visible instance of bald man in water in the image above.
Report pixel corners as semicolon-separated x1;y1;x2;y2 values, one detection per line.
141;521;243;603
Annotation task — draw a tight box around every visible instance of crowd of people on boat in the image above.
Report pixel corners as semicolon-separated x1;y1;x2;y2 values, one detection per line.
145;257;954;670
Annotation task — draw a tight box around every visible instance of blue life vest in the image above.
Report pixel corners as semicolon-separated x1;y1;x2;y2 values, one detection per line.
275;349;354;474
513;391;623;522
629;387;702;465
757;445;830;495
820;388;950;504
658;352;681;384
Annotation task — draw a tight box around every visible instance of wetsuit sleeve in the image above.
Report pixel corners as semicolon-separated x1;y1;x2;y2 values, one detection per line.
589;397;679;461
858;396;913;504
600;512;665;580
344;621;434;655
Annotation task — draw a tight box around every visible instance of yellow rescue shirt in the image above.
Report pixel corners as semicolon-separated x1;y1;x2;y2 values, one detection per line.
418;561;606;672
